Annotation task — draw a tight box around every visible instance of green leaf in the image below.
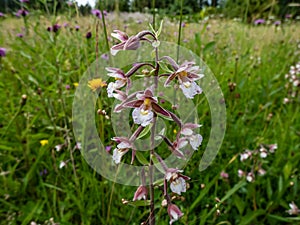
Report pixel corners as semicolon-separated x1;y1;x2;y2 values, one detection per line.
283;162;293;181
233;194;245;214
194;32;201;47
137;124;152;140
149;23;155;35
267;214;296;222
156;20;164;38
278;175;283;196
203;41;216;54
239;209;265;225
42;183;65;192
135;151;149;165
151;154;166;174
220;180;246;203
267;178;273;200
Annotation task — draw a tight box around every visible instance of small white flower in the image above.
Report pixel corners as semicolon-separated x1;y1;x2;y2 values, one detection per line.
75;142;82;150
168;204;184;224
59;161;67;169
286;202;300;215
179;81;202;99
269;144;277;153
246;172;255;182
259;147;268;158
55;144;63;152
238;169;245;178
170;177;187;195
258;168;266;176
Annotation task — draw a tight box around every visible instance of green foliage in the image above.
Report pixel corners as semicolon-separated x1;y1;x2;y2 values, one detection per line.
220;0;300;22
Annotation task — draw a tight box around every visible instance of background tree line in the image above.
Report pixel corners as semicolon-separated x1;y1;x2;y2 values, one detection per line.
0;0;299;22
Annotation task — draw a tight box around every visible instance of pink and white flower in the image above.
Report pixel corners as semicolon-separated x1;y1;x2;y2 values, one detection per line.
110;30;140;56
106;67;130;97
110;30;156;56
168;204;184;224
112;137;135;164
180;123;202;150
133;185;148;201
165;168;190;195
246;172;255;182
117;88;170;127
286;202;300;215
161;57;204;99
259;146;268;158
240;149;252;161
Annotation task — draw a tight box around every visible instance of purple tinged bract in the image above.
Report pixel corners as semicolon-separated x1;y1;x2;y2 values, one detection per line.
0;47;7;57
254;19;265;25
16;9;29;17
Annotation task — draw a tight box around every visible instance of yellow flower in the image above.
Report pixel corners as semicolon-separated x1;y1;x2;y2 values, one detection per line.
73;82;79;87
173;129;177;134
40;140;49;146
88;78;107;91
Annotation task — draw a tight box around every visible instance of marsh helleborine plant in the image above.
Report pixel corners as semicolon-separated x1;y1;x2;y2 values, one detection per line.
105;26;204;224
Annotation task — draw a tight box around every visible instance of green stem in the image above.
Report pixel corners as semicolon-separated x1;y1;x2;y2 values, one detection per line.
149;114;157;225
177;0;184;63
152;0;156;30
99;1;110;52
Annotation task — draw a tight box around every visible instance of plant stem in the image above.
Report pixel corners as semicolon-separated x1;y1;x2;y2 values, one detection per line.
152;0;156;30
149;43;160;225
99;1;110;53
177;0;184;63
149;114;157;225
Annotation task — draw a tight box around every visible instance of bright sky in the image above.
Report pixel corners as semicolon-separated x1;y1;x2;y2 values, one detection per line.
76;0;96;7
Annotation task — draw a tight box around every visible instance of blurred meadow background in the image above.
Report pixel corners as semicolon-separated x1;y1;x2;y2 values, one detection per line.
0;0;300;224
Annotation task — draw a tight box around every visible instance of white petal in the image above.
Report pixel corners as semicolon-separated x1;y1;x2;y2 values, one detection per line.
59;161;66;169
112;148;127;164
189;134;202;150
110;48;119;56
132;108;153;127
170;210;179;220
181;127;193;136
107;82;115;97
117;141;131;149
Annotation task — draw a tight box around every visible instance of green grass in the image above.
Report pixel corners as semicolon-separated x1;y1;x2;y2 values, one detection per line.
0;13;299;224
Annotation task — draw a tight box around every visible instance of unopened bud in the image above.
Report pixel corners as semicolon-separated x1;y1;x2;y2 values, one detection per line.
121;198;129;204
20;94;27;106
161;199;168;207
37;88;42;95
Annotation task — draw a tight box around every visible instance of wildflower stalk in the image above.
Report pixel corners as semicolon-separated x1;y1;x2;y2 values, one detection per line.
149;41;161;224
149;114;157;225
99;1;110;52
177;0;184;63
107;27;204;225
